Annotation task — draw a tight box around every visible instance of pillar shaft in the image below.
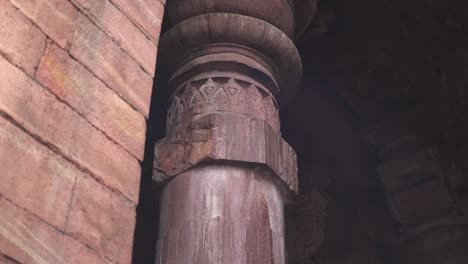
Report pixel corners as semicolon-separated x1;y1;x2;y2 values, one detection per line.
157;165;285;263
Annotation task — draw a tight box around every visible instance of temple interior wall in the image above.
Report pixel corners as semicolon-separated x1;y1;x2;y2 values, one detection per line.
0;0;164;263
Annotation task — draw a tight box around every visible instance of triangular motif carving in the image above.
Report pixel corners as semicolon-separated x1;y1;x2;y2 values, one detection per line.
213;87;228;104
224;78;242;105
200;78;218;104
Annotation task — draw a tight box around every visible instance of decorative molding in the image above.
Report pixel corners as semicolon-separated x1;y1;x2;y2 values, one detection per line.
167;77;280;131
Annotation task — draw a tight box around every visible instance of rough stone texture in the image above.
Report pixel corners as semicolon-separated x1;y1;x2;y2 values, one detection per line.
71;14;153;117
71;0;157;75
66;175;136;264
9;0;78;50
0;0;165;262
37;42;146;160
0;116;76;230
0;0;46;77
0;55;141;204
157;165;286;264
110;0;165;42
0;197;110;264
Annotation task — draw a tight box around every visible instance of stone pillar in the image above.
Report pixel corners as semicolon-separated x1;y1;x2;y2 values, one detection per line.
152;1;315;263
366;112;468;264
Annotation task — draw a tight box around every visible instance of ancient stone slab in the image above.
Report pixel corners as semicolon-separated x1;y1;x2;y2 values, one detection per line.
9;0;78;50
0;0;46;77
154;114;298;192
66;175;136;264
37;43;146;160
71;14;153;117
0;116;76;230
0;197;110;264
0;55;141;203
71;0;157;75
110;0;164;42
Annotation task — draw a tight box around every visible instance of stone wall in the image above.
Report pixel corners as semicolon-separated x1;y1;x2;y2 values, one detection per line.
0;0;164;263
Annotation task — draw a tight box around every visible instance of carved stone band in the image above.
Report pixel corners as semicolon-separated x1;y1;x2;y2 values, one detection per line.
154;113;298;194
167;74;280;133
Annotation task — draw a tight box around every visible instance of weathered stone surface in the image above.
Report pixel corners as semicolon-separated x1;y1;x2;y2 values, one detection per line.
37;43;146;160
71;0;157;75
0;197;110;264
0;116;76;230
110;0;164;42
0;0;46;77
0;55;141;203
157;165;286;264
10;0;78;50
71;14;153;117
154;114;298;192
66;175;136;264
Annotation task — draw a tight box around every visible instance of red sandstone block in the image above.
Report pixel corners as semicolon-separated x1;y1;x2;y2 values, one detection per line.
110;0;164;42
71;14;153;117
0;0;46;77
9;0;78;50
0;197;111;264
71;0;157;75
66;175;136;263
0;115;76;230
0;55;141;203
37;43;146;160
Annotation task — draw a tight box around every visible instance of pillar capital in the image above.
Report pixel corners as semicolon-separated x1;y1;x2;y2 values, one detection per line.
153;3;311;195
158;12;303;108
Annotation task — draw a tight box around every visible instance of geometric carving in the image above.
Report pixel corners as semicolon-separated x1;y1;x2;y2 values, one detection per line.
167;77;280;132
